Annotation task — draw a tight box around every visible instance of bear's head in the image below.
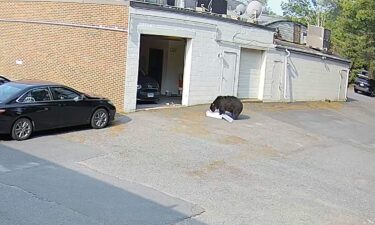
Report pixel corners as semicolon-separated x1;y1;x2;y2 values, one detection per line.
210;103;216;112
210;96;223;112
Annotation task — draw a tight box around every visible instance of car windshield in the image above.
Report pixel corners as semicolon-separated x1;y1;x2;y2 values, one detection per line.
0;83;25;103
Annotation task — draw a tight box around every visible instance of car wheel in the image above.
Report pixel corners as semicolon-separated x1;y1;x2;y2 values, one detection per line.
91;108;109;129
11;118;33;141
354;88;358;93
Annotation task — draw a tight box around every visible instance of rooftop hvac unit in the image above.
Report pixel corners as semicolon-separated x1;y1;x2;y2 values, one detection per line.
166;0;175;6
197;0;228;14
184;0;197;9
306;25;331;51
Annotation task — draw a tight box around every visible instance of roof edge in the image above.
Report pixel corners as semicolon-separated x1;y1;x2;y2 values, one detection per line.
276;45;351;64
265;19;307;27
130;1;275;32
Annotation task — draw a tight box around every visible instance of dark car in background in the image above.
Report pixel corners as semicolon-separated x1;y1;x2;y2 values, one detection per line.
137;70;160;102
354;76;375;96
0;80;116;140
0;76;10;85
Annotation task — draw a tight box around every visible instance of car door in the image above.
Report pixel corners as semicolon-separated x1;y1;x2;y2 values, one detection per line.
18;87;61;131
50;86;92;126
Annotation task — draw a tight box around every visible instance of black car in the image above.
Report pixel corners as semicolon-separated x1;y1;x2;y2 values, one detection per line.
0;80;116;140
354;77;375;96
137;70;160;102
0;76;10;85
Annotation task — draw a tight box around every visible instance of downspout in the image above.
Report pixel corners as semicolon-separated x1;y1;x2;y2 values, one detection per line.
284;49;291;100
338;70;343;100
339;69;349;101
344;69;350;100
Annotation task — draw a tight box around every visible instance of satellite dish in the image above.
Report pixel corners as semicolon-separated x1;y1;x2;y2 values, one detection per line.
246;0;263;18
235;4;246;15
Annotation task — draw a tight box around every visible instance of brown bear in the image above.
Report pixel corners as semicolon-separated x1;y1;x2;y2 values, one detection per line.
210;96;243;120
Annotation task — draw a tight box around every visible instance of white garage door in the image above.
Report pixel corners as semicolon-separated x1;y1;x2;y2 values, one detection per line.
238;49;263;99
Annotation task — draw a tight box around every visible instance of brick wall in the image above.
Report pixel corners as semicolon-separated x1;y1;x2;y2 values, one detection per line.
0;1;129;110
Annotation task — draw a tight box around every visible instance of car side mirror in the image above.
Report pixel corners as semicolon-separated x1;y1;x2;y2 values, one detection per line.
73;95;84;102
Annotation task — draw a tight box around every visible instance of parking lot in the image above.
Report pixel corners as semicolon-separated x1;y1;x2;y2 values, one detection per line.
1;89;375;225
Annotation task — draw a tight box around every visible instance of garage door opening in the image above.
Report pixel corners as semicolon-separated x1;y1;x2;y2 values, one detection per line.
136;35;187;110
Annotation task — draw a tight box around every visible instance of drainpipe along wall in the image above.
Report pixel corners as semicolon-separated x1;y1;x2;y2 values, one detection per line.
284;49;291;100
339;69;349;101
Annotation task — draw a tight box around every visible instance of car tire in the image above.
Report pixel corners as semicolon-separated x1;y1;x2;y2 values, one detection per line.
11;118;33;141
91;108;109;129
354;88;358;93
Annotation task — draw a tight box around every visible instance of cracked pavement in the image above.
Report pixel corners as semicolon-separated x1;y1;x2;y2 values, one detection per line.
1;89;375;225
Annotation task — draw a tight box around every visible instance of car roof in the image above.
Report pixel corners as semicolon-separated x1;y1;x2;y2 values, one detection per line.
11;80;62;87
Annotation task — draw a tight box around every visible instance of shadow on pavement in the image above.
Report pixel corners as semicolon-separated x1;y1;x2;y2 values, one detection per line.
346;97;358;102
237;114;251;120
0;143;205;225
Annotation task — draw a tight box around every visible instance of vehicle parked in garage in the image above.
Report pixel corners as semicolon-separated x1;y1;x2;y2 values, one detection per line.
0;80;116;140
0;76;10;85
354;76;375;97
137;70;160;102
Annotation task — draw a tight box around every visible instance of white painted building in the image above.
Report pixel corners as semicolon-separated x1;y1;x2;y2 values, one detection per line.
124;2;350;112
263;40;350;102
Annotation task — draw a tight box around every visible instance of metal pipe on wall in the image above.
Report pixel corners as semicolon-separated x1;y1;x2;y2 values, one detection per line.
284;48;291;100
339;69;349;100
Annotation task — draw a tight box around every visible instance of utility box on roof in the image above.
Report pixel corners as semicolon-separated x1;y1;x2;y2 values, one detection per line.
184;0;197;8
306;25;331;51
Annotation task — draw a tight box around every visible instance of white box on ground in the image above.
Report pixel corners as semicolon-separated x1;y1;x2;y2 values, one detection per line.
205;110;234;123
222;114;234;123
206;110;223;119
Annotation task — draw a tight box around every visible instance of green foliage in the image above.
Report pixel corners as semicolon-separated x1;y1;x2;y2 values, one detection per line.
333;0;375;78
281;0;338;26
281;0;314;25
281;0;375;79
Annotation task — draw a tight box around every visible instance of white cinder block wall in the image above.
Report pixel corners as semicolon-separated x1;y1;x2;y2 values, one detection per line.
162;40;185;95
125;4;274;112
263;49;351;102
